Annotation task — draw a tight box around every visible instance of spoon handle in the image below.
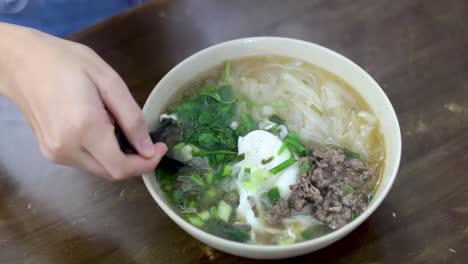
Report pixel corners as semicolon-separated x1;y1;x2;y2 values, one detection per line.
115;118;174;154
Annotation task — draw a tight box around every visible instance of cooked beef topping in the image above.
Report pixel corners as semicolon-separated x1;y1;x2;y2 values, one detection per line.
270;147;376;229
270;199;290;224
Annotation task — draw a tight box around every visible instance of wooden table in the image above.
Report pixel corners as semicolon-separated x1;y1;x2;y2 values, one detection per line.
1;0;467;263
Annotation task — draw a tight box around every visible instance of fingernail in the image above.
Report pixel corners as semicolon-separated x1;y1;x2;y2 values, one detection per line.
155;142;168;155
140;136;155;157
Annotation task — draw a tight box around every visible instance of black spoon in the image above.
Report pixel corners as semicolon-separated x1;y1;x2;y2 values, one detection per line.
115;118;185;169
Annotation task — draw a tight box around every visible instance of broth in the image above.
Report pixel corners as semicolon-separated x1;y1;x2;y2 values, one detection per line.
155;55;384;245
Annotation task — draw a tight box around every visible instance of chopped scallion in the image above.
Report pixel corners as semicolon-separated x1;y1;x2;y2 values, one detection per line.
270;158;297;175
174;142;186;150
284;138;307;156
216;154;225;163
343;148;360;159
277;143;287;155
222;165;233;177
310;104;323;116
271;124;280;133
207;187;217;198
206;172;214;184
278;237;295;245
299;160;313;173
268;114;285;125
188;216;204;227
193;150;238;156
210;206;218;219
188;201;196;210
267;187;281;205
198;210;211;221
217;200;232;222
191;175;205;187
261;156;274;165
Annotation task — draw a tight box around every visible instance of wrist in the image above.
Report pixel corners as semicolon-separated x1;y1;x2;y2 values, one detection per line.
0;22;32;99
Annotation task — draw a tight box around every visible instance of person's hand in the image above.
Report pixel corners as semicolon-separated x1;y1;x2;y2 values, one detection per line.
0;23;167;180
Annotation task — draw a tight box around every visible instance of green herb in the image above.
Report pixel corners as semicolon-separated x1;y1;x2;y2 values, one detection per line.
344;184;355;193
190;174;205;187
261;156;274;165
343;148;360;159
302;79;309;85
206;172;214;185
201;84;221;101
267;187;281;205
238;153;245;161
198;132;217;149
235;125;249;137
277;143;287;155
299;160;313;173
270;158;297;175
197;111;211;126
201;83;236;104
188;216;204;227
268;114;285;125
170;79;239;161
310;104;323;116
217;84;236;104
171;101;200;124
239;113;257;131
301;230;314;240
244;167;251;173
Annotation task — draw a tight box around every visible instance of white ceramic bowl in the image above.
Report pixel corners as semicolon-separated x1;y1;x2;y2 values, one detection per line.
142;37;401;259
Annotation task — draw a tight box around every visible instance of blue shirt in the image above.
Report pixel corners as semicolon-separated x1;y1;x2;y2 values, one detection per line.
0;0;143;36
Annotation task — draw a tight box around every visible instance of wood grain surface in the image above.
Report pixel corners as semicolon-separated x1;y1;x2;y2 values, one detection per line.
1;0;467;263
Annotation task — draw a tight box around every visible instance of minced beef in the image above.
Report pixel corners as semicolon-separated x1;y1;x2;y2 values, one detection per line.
270;147;376;229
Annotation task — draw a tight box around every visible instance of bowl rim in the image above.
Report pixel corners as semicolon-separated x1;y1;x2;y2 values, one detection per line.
142;36;402;252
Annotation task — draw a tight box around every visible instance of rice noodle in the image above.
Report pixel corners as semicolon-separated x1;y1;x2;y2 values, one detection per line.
231;58;381;161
